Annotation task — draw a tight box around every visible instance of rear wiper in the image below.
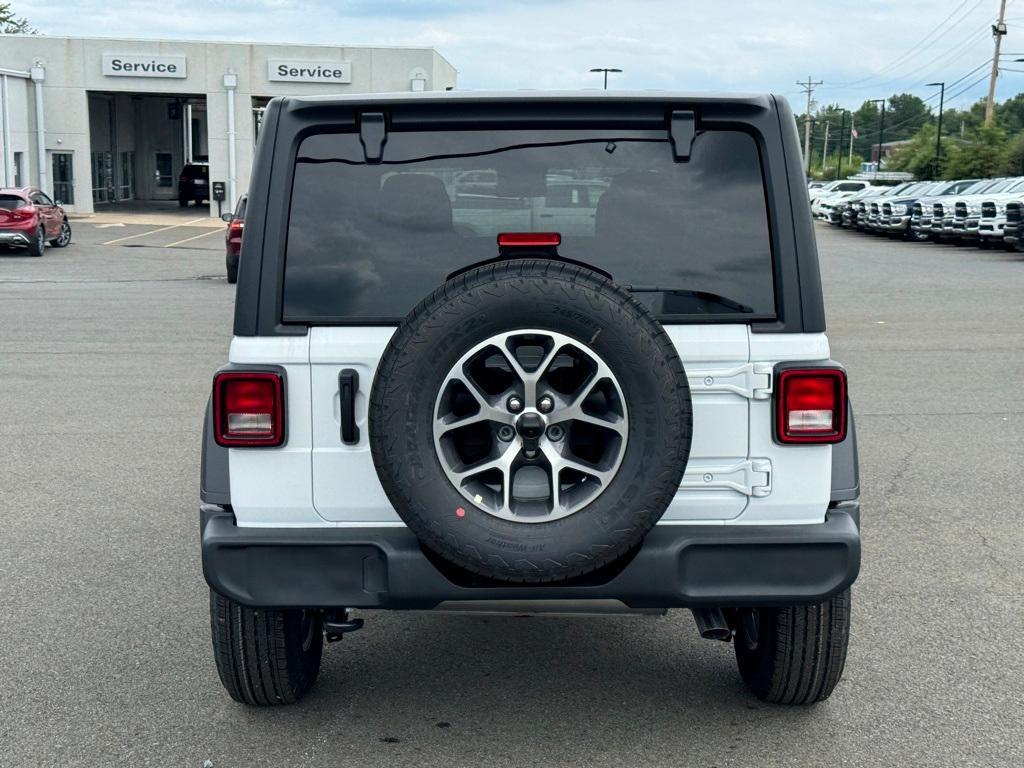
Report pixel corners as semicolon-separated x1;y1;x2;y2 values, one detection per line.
624;286;754;313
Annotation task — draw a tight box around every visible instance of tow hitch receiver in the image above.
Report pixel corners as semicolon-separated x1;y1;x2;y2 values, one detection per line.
323;610;364;642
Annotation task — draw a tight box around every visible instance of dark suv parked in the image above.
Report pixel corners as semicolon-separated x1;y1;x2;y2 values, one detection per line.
201;92;860;707
178;162;209;207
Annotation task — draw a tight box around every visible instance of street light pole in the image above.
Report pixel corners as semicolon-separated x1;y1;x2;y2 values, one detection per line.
836;110;847;180
927;82;945;178
589;68;622;90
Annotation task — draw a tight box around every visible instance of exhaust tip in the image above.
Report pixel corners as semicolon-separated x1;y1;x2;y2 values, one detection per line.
692;607;732;641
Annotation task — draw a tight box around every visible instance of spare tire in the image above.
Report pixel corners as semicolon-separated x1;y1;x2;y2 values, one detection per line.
369;259;692;583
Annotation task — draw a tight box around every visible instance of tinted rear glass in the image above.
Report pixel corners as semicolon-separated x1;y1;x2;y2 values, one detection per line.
283;127;775;322
0;195;25;210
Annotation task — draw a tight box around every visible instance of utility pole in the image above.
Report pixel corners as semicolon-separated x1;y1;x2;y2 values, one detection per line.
822;120;831;169
928;82;945;177
986;0;1008;125
836;110;847;180
796;76;823;173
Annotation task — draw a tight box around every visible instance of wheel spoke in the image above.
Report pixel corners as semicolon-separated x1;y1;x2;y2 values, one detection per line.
501;339;562;406
547;375;627;436
435;371;515;438
452;441;517;482
540;441;615;488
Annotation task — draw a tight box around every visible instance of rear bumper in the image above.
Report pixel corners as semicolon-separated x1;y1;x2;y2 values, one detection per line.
201;503;861;610
0;229;32;246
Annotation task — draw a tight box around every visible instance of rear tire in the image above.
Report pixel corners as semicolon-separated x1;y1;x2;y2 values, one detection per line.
226;262;238;284
209;589;323;706
178;197;189;207
26;226;45;257
734;589;851;705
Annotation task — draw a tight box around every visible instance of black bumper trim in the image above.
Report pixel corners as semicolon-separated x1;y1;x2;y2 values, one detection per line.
201;504;860;610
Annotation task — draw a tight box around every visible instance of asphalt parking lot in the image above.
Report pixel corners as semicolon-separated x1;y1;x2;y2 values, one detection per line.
1;218;1021;767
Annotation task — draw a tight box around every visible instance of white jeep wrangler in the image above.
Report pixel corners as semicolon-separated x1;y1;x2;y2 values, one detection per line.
201;91;860;707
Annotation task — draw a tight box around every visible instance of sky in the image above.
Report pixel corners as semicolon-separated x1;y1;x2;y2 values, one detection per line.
15;0;1024;113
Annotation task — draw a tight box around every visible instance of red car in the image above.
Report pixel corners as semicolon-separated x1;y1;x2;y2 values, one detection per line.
0;187;71;256
221;194;246;283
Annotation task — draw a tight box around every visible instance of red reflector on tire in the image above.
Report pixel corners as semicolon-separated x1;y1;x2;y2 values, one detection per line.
776;368;847;444
213;371;285;446
497;232;561;247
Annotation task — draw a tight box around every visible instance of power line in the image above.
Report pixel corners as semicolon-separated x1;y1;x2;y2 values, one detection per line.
947;72;994;104
832;0;988;87
842;21;991;91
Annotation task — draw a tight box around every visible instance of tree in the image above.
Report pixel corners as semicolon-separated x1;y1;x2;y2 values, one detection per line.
887;124;941;179
941;124;1008;179
994;93;1024;134
0;3;36;34
1001;131;1024;176
883;93;931;141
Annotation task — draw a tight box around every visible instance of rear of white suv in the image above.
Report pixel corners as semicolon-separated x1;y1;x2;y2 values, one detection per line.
201;92;860;707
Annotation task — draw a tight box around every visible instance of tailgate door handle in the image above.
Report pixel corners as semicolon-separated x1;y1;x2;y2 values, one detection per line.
339;369;360;444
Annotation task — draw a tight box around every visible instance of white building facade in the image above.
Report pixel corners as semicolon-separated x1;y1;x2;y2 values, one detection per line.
0;35;457;215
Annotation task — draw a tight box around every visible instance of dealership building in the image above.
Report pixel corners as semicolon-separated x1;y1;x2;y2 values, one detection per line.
0;35;458;215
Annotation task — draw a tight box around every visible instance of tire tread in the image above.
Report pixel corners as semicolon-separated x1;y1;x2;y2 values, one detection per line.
735;589;851;705
209;590;321;706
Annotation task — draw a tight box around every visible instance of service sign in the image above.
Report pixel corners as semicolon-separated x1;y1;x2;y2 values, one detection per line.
268;60;351;84
102;54;187;78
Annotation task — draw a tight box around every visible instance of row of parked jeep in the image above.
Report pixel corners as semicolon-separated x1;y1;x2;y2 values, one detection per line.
809;177;1024;249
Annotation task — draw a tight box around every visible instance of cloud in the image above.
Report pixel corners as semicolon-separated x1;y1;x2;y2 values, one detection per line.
15;0;1017;109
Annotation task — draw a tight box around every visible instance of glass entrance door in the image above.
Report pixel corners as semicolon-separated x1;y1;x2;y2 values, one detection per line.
154;152;174;189
52;152;75;205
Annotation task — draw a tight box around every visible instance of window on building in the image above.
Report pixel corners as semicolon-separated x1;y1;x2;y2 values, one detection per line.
13;152;23;187
52;152;74;205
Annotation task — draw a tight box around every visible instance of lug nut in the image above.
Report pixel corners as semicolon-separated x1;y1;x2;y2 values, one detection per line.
545;424;565;442
497;425;516;442
538;395;554;414
507;396;523;413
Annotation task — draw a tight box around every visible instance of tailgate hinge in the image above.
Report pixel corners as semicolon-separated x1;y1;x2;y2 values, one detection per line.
680;459;772;498
687;362;773;400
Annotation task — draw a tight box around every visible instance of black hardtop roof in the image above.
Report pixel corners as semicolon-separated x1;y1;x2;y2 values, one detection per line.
279;90;775;110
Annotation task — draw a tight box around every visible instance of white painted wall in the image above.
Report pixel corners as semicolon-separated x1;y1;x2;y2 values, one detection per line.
0;35;458;214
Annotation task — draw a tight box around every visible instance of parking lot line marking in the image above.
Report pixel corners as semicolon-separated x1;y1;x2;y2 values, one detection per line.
165;229;223;248
101;218;208;245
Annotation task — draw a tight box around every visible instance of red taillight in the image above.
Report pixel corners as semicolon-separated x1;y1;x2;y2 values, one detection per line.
776;368;847;444
497;232;561;247
213;371;284;446
10;206;35;221
229;219;244;236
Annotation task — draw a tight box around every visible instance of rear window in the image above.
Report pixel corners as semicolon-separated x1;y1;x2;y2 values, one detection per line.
0;194;26;210
283;127;775;323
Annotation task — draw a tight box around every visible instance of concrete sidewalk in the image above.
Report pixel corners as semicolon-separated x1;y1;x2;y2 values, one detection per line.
69;202;224;228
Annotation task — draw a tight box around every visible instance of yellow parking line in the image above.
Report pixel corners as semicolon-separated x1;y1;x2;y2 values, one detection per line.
165;228;223;248
101;218;208;245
